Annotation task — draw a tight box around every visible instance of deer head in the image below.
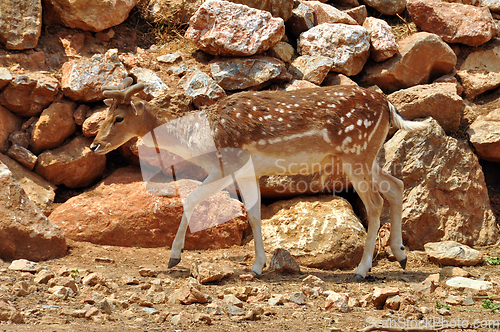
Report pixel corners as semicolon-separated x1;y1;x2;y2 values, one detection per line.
90;78;150;154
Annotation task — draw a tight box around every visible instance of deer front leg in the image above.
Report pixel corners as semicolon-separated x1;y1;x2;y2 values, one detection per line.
168;170;233;268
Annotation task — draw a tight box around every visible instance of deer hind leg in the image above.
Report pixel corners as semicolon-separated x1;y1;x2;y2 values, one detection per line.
168;169;233;268
232;160;266;276
342;161;384;281
372;163;407;269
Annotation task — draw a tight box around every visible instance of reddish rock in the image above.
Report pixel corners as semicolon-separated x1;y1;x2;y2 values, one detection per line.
30;100;77;153
424;241;484;266
298;23;370;76
261;196;366;269
73;104;89;126
269;248;301;273
82;105;107;137
457;39;500;98
383;119;498;249
468;109;500;162
185;0;285;56
61;49;128;102
407;0;498;46
0;296;24;323
0;106;22;153
191;262;235;284
364;0;405;15
0;68;13;89
388;82;464;135
180;70;226;108
344;5;368;25
0;161;66;261
6;145;37;170
325;292;349;312
269;42;295;63
0;153;56;216
49;166;249;249
228;0;293;20
43;0;137;32
288;55;334;85
171;282;209;305
372;287;399;309
363;17;398;62
0;0;42;50
210;56;289;91
301;1;358;25
362;32;457;93
0;73;59;117
35;136;106;188
8;130;30;148
384;295;401;310
286;3;314;38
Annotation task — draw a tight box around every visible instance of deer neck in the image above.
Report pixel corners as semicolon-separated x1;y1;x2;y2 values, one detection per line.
144;110;215;162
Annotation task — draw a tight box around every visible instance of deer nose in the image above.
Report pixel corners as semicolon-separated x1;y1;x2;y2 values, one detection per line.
90;143;100;152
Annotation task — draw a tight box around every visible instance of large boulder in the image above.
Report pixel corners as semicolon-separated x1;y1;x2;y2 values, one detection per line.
49;166;249;249
457;38;500;98
288;55;334;85
180;70;226;108
0;73;60;117
185;0;285;56
30;99;78;153
261;195;366;269
407;0;498;46
0;106;22;153
0;153;56;216
388;82;464;135
363;17;398;62
209;56;289;90
301;1;358;25
298;23;371;76
363;0;406;15
61;49;128;102
467;109;500;163
382;119;498;249
43;0;138;32
362;32;457;93
34;136;107;188
228;0;293;20
0;0;42;50
0;161;66;261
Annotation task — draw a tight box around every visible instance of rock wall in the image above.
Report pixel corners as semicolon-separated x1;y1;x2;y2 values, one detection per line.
0;0;498;264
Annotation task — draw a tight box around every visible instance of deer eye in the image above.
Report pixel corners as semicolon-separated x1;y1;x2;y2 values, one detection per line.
114;116;124;124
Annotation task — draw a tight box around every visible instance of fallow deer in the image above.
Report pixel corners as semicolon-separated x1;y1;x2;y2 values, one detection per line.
90;77;429;280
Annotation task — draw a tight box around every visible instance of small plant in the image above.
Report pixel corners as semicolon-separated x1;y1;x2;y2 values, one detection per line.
436;301;451;310
486;256;500;265
134;244;142;249
70;269;79;281
482;299;500;312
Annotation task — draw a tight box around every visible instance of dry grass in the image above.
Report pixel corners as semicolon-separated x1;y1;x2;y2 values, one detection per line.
386;10;419;42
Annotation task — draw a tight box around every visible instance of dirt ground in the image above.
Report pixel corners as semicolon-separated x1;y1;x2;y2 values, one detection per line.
1;7;500;332
1;240;500;332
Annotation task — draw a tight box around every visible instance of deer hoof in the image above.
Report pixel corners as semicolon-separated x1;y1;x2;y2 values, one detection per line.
351;274;365;282
250;270;262;278
168;257;181;268
399;257;407;270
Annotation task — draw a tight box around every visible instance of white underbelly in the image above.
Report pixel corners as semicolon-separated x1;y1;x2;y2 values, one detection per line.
246;150;330;177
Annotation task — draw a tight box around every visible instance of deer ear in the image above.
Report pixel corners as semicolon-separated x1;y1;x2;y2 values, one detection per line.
131;100;145;116
103;99;114;107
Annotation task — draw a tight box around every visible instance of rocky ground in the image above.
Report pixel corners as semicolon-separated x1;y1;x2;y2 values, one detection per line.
1;240;500;332
1;1;500;331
